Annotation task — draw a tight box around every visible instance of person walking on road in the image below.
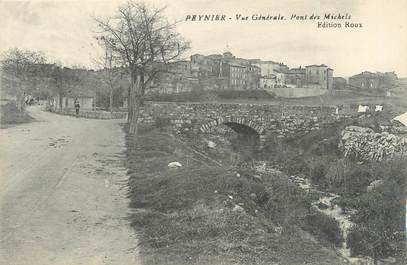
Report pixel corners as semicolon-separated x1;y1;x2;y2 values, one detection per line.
74;98;80;117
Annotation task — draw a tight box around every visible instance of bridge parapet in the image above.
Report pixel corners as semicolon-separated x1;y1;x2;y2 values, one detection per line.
139;102;351;145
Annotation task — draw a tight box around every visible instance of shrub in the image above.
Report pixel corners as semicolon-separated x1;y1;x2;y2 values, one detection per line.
347;225;396;260
304;212;344;247
323;159;376;196
345;165;373;194
285;156;309;175
309;160;329;186
346;170;406;260
0;100;34;126
263;175;309;228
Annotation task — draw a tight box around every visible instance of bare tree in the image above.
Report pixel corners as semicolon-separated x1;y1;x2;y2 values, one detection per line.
95;43;125;113
95;0;189;135
0;48;47;110
49;66;85;110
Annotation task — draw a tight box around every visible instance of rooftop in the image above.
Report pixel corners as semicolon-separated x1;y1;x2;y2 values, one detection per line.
305;64;328;68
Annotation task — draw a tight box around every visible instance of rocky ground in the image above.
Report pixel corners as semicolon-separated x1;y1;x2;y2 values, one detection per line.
340;125;406;161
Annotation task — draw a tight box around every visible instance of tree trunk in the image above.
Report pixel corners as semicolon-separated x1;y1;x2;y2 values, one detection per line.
109;87;113;113
129;96;141;136
127;84;132;122
128;73;141;136
17;93;25;112
59;94;63;111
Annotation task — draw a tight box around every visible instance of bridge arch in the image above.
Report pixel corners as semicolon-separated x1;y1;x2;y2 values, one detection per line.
198;116;266;148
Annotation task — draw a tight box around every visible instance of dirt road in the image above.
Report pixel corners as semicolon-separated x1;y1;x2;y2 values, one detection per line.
0;106;140;265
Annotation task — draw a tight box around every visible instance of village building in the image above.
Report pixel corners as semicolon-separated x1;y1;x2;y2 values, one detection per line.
305;64;333;89
167;60;191;75
260;75;276;89
348;71;380;90
274;71;286;87
150;52;340;93
249;59;288;77
348;71;397;90
149;70;198;94
190;52;261;90
285;67;306;87
333;77;347;90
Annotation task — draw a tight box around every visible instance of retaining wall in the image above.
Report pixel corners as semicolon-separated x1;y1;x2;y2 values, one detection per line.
52;109;127;120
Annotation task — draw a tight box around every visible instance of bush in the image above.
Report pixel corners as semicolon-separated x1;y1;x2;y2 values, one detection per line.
346;166;406;260
309;160;329;186
324;159;373;196
0;100;34;126
347;225;396;259
304;212;344;247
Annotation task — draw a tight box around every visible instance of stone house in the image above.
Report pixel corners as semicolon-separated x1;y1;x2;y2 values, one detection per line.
167;60;191;75
305;64;333;89
249;59;289;77
149;71;198;94
285;67;306;87
333;77;347;90
260;75;276;89
349;71;398;91
193;52;261;90
348;71;381;90
219;62;260;90
274;71;286;87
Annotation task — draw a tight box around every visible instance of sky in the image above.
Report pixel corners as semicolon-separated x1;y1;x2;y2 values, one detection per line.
0;0;406;77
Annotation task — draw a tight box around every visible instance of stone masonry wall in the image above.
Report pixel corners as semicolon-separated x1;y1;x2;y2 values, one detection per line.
339;126;406;161
53;109;127;120
138;102;353;141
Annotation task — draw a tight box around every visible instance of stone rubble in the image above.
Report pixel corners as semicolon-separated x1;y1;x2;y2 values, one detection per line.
339;126;406;161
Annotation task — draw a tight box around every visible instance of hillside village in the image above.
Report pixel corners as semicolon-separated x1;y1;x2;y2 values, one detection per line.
145;51;399;96
1;1;406;265
1;50;400;112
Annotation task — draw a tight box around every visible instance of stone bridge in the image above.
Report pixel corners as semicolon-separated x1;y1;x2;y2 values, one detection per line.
139;102;350;148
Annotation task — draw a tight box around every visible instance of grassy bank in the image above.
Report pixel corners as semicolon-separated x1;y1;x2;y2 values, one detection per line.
0;101;34;128
125;125;343;265
259;115;406;263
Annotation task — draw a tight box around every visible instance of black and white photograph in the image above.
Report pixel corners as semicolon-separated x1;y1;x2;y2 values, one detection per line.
0;0;406;264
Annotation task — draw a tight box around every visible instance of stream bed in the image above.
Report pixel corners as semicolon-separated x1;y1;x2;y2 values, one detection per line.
255;162;375;265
